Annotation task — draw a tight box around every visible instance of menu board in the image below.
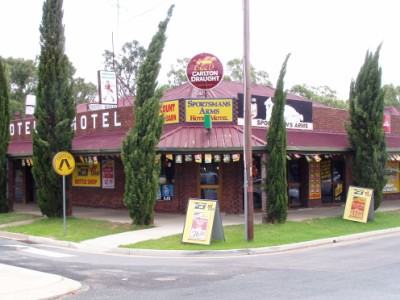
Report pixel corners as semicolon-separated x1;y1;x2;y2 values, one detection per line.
182;199;225;245
309;161;321;199
343;186;374;223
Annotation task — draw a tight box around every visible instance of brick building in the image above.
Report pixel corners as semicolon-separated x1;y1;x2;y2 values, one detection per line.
6;81;400;215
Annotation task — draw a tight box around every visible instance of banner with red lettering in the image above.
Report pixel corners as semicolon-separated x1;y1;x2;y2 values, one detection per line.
102;160;115;189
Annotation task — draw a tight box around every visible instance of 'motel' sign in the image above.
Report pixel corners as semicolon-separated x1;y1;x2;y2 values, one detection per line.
186;53;224;90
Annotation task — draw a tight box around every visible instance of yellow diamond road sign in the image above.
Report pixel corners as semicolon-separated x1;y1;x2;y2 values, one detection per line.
52;151;75;176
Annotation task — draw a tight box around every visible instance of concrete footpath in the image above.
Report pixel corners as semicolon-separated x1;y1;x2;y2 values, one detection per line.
1;200;400;299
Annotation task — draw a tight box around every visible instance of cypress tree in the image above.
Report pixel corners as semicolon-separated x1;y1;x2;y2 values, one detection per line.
32;0;75;217
0;59;10;213
121;5;174;225
265;54;291;223
346;45;387;210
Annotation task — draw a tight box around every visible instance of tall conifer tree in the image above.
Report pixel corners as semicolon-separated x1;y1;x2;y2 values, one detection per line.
346;45;387;210
32;0;75;217
0;59;10;213
265;54;291;223
122;6;174;225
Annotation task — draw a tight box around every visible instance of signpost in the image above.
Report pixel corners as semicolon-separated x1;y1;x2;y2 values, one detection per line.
52;151;75;234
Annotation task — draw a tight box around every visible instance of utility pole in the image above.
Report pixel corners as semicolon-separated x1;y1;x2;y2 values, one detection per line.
243;0;254;241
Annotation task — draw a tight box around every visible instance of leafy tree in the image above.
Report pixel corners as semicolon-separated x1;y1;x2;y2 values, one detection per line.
9;100;24;120
346;45;387;210
265;54;291;223
0;59;10;213
167;57;189;88
290;84;347;109
72;77;97;104
121;5;174;225
3;56;95;116
166;57;272;87
32;0;75;218
3;57;38;102
223;58;272;86
1;57;38;119
382;84;400;108
103;40;147;98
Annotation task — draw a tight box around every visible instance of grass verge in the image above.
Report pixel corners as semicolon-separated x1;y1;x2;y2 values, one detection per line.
0;212;39;225
121;210;400;250
1;217;150;243
1;210;399;249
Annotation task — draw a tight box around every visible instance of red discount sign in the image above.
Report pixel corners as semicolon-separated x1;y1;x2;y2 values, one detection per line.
186;53;224;90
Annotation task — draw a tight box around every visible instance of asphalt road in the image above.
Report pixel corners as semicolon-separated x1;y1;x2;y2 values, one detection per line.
1;233;400;299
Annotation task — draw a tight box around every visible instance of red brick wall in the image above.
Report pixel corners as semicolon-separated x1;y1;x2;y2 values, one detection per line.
154;161;198;213
70;157;126;209
220;160;244;214
9;106;134;142
153;159;245;214
389;115;400;135
313;107;349;132
74;107;134;136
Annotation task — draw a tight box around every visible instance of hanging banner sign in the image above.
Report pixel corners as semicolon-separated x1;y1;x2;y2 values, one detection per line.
182;199;225;245
343;186;374;223
186;53;224;90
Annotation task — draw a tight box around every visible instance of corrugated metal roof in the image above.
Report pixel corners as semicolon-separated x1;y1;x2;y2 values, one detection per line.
158;125;266;151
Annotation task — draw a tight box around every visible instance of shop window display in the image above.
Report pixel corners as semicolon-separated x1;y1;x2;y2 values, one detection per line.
157;155;174;201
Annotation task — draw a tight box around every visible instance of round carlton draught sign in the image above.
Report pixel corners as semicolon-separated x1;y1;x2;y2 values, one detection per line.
186;53;224;90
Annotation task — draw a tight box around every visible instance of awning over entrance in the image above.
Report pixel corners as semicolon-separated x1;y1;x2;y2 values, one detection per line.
158;125;266;152
72;131;126;153
7;141;32;157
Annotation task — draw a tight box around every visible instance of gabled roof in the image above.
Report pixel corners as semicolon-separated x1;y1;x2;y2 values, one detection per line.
162;81;309;102
385;106;400;115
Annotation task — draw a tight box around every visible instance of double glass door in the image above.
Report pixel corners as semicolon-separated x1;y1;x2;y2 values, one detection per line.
199;162;220;200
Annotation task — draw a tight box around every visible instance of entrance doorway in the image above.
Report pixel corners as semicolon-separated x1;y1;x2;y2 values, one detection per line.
288;159;302;207
199;162;220;200
321;159;345;203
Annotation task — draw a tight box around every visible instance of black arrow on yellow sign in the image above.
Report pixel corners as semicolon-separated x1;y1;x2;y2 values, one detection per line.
59;158;72;171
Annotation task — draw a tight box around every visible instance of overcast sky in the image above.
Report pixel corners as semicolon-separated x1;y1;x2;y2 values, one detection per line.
1;0;399;100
